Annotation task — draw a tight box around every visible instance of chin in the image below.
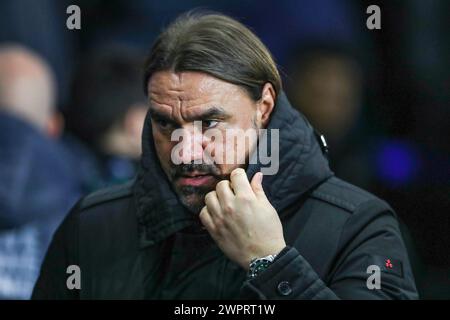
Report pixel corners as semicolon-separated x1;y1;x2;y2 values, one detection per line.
182;199;205;215
178;193;207;214
174;182;215;214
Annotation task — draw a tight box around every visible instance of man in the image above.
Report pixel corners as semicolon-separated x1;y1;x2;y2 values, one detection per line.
0;45;79;299
32;12;418;299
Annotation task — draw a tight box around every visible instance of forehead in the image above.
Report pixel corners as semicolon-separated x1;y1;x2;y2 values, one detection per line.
149;71;228;97
147;71;250;114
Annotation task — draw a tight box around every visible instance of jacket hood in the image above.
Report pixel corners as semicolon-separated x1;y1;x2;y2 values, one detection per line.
134;92;333;248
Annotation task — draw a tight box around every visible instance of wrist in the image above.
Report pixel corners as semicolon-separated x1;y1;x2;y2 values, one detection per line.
247;253;278;279
242;242;286;271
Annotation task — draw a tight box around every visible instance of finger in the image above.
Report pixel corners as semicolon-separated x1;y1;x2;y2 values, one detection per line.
215;179;234;204
204;191;223;219
250;172;267;200
229;168;254;196
199;206;216;233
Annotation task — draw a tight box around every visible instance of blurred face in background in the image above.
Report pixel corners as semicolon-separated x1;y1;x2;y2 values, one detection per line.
101;103;148;159
148;71;274;213
290;54;362;142
0;45;62;138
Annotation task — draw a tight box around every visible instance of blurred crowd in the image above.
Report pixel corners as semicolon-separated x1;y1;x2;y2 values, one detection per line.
0;0;448;299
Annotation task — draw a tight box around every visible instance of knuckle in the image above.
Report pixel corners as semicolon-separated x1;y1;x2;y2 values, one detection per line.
216;180;228;190
214;216;224;228
237;194;252;203
231;168;245;177
199;207;208;218
204;192;213;203
222;204;234;215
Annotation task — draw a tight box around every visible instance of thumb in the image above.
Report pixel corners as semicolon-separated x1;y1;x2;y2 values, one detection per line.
250;172;266;199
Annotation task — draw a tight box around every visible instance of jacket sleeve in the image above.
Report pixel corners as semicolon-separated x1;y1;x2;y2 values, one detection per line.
31;202;81;300
239;199;419;300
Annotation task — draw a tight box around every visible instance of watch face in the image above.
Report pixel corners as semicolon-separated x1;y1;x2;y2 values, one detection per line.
248;256;276;279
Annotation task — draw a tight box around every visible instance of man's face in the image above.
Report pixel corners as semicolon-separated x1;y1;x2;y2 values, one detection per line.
148;71;261;214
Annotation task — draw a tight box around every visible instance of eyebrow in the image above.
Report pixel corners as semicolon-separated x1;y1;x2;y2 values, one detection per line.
187;106;231;121
148;105;231;123
148;107;173;122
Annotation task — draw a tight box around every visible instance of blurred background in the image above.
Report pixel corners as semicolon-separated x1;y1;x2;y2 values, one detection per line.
0;0;448;299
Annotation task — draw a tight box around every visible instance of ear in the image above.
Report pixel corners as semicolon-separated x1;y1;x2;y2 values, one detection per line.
256;83;276;128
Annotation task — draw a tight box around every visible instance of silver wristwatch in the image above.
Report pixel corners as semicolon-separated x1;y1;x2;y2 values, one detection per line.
247;254;278;279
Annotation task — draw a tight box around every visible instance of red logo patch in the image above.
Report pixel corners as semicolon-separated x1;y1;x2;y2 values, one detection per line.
385;259;393;269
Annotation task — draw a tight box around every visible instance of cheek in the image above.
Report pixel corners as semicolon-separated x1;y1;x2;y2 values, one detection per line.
152;131;174;166
204;125;256;168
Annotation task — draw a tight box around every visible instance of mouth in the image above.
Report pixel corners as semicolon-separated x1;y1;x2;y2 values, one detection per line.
176;173;215;187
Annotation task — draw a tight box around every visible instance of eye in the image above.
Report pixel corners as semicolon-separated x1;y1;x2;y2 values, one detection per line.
153;117;173;130
202;120;219;129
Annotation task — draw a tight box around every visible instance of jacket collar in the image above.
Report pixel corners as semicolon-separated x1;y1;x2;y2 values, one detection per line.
134;92;333;248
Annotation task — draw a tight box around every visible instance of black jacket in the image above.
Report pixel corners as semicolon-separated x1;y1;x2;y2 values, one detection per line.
32;93;418;299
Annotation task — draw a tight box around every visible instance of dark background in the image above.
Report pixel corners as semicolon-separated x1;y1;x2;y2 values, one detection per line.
0;0;448;299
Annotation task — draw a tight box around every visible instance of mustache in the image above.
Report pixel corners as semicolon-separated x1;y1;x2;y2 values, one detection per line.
170;163;226;179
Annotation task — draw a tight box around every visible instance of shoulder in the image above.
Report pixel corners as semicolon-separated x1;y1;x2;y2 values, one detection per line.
67;180;139;256
304;176;398;235
72;179;136;231
78;179;135;211
309;176;393;216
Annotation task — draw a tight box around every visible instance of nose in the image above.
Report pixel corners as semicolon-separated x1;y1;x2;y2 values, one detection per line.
171;121;204;164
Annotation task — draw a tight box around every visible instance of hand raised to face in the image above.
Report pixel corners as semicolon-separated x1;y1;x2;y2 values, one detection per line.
200;168;286;270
